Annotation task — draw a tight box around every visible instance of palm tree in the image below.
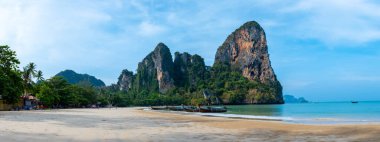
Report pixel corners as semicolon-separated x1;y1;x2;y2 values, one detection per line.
26;62;37;77
36;70;44;82
22;62;37;96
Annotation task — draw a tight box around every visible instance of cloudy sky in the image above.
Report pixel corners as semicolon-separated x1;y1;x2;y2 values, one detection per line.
1;0;380;101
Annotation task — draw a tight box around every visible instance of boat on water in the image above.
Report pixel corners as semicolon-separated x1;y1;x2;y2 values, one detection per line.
151;105;228;113
168;106;185;111
184;106;199;112
150;106;168;110
199;106;227;113
351;101;359;104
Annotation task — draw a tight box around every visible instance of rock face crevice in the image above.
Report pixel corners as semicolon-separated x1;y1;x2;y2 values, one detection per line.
215;21;283;103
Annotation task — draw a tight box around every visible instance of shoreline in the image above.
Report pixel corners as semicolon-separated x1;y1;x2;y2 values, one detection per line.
146;108;380;125
141;107;380;126
1;107;380;141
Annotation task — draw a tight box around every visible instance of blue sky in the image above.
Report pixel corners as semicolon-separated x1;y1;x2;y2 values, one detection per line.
1;0;380;101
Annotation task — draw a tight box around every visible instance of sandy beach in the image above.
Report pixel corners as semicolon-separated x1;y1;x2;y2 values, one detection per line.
0;108;379;142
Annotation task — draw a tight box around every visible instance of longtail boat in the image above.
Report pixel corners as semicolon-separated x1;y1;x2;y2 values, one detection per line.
184;106;200;112
150;106;168;110
168;106;185;111
199;106;227;113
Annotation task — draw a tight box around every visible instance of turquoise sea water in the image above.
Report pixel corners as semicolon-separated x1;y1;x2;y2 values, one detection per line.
202;101;380;124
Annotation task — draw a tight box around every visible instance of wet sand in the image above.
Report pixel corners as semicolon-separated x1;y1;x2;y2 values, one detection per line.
0;108;379;142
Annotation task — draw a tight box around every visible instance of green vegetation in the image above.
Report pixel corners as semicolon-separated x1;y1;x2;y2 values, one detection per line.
35;76;100;108
0;45;23;104
207;63;282;104
22;62;44;97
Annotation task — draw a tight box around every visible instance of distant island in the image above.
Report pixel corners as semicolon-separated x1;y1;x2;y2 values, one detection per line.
284;95;309;103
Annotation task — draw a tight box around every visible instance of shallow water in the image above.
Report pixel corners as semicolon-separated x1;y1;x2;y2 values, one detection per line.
219;101;380;124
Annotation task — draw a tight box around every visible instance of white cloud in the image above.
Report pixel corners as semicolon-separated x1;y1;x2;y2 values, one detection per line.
280;0;380;44
137;21;166;37
129;0;149;19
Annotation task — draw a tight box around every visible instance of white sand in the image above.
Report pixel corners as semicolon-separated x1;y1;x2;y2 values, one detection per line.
1;108;379;142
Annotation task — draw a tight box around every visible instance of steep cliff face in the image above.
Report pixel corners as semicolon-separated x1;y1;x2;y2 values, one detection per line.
135;43;175;93
173;52;192;87
214;21;283;104
117;69;134;91
173;52;208;90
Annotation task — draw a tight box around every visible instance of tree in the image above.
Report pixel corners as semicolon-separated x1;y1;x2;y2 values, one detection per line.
22;62;37;96
36;83;58;108
0;45;23;104
36;70;44;82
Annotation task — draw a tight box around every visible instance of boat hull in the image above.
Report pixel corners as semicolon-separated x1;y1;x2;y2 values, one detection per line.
199;107;227;113
150;106;168;110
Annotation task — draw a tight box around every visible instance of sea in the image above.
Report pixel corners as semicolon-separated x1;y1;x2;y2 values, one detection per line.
198;101;380;124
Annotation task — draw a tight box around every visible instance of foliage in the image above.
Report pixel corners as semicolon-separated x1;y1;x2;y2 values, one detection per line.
36;83;58;107
22;62;41;96
35;76;99;108
0;45;23;104
207;63;282;104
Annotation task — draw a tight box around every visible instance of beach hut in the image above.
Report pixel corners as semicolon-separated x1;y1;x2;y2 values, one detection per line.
21;94;38;110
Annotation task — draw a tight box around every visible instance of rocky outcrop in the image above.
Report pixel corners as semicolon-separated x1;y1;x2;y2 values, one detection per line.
173;52;208;89
135;43;175;93
284;95;309;103
214;21;283;104
117;69;134;91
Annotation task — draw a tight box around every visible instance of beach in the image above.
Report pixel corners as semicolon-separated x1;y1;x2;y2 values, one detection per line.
1;108;379;142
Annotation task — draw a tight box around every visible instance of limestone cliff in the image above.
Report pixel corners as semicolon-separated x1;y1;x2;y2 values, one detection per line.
214;21;283;104
173;52;208;90
173;52;192;87
117;69;134;91
134;43;175;93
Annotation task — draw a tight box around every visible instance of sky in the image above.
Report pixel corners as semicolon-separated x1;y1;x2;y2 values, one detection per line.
1;0;380;102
